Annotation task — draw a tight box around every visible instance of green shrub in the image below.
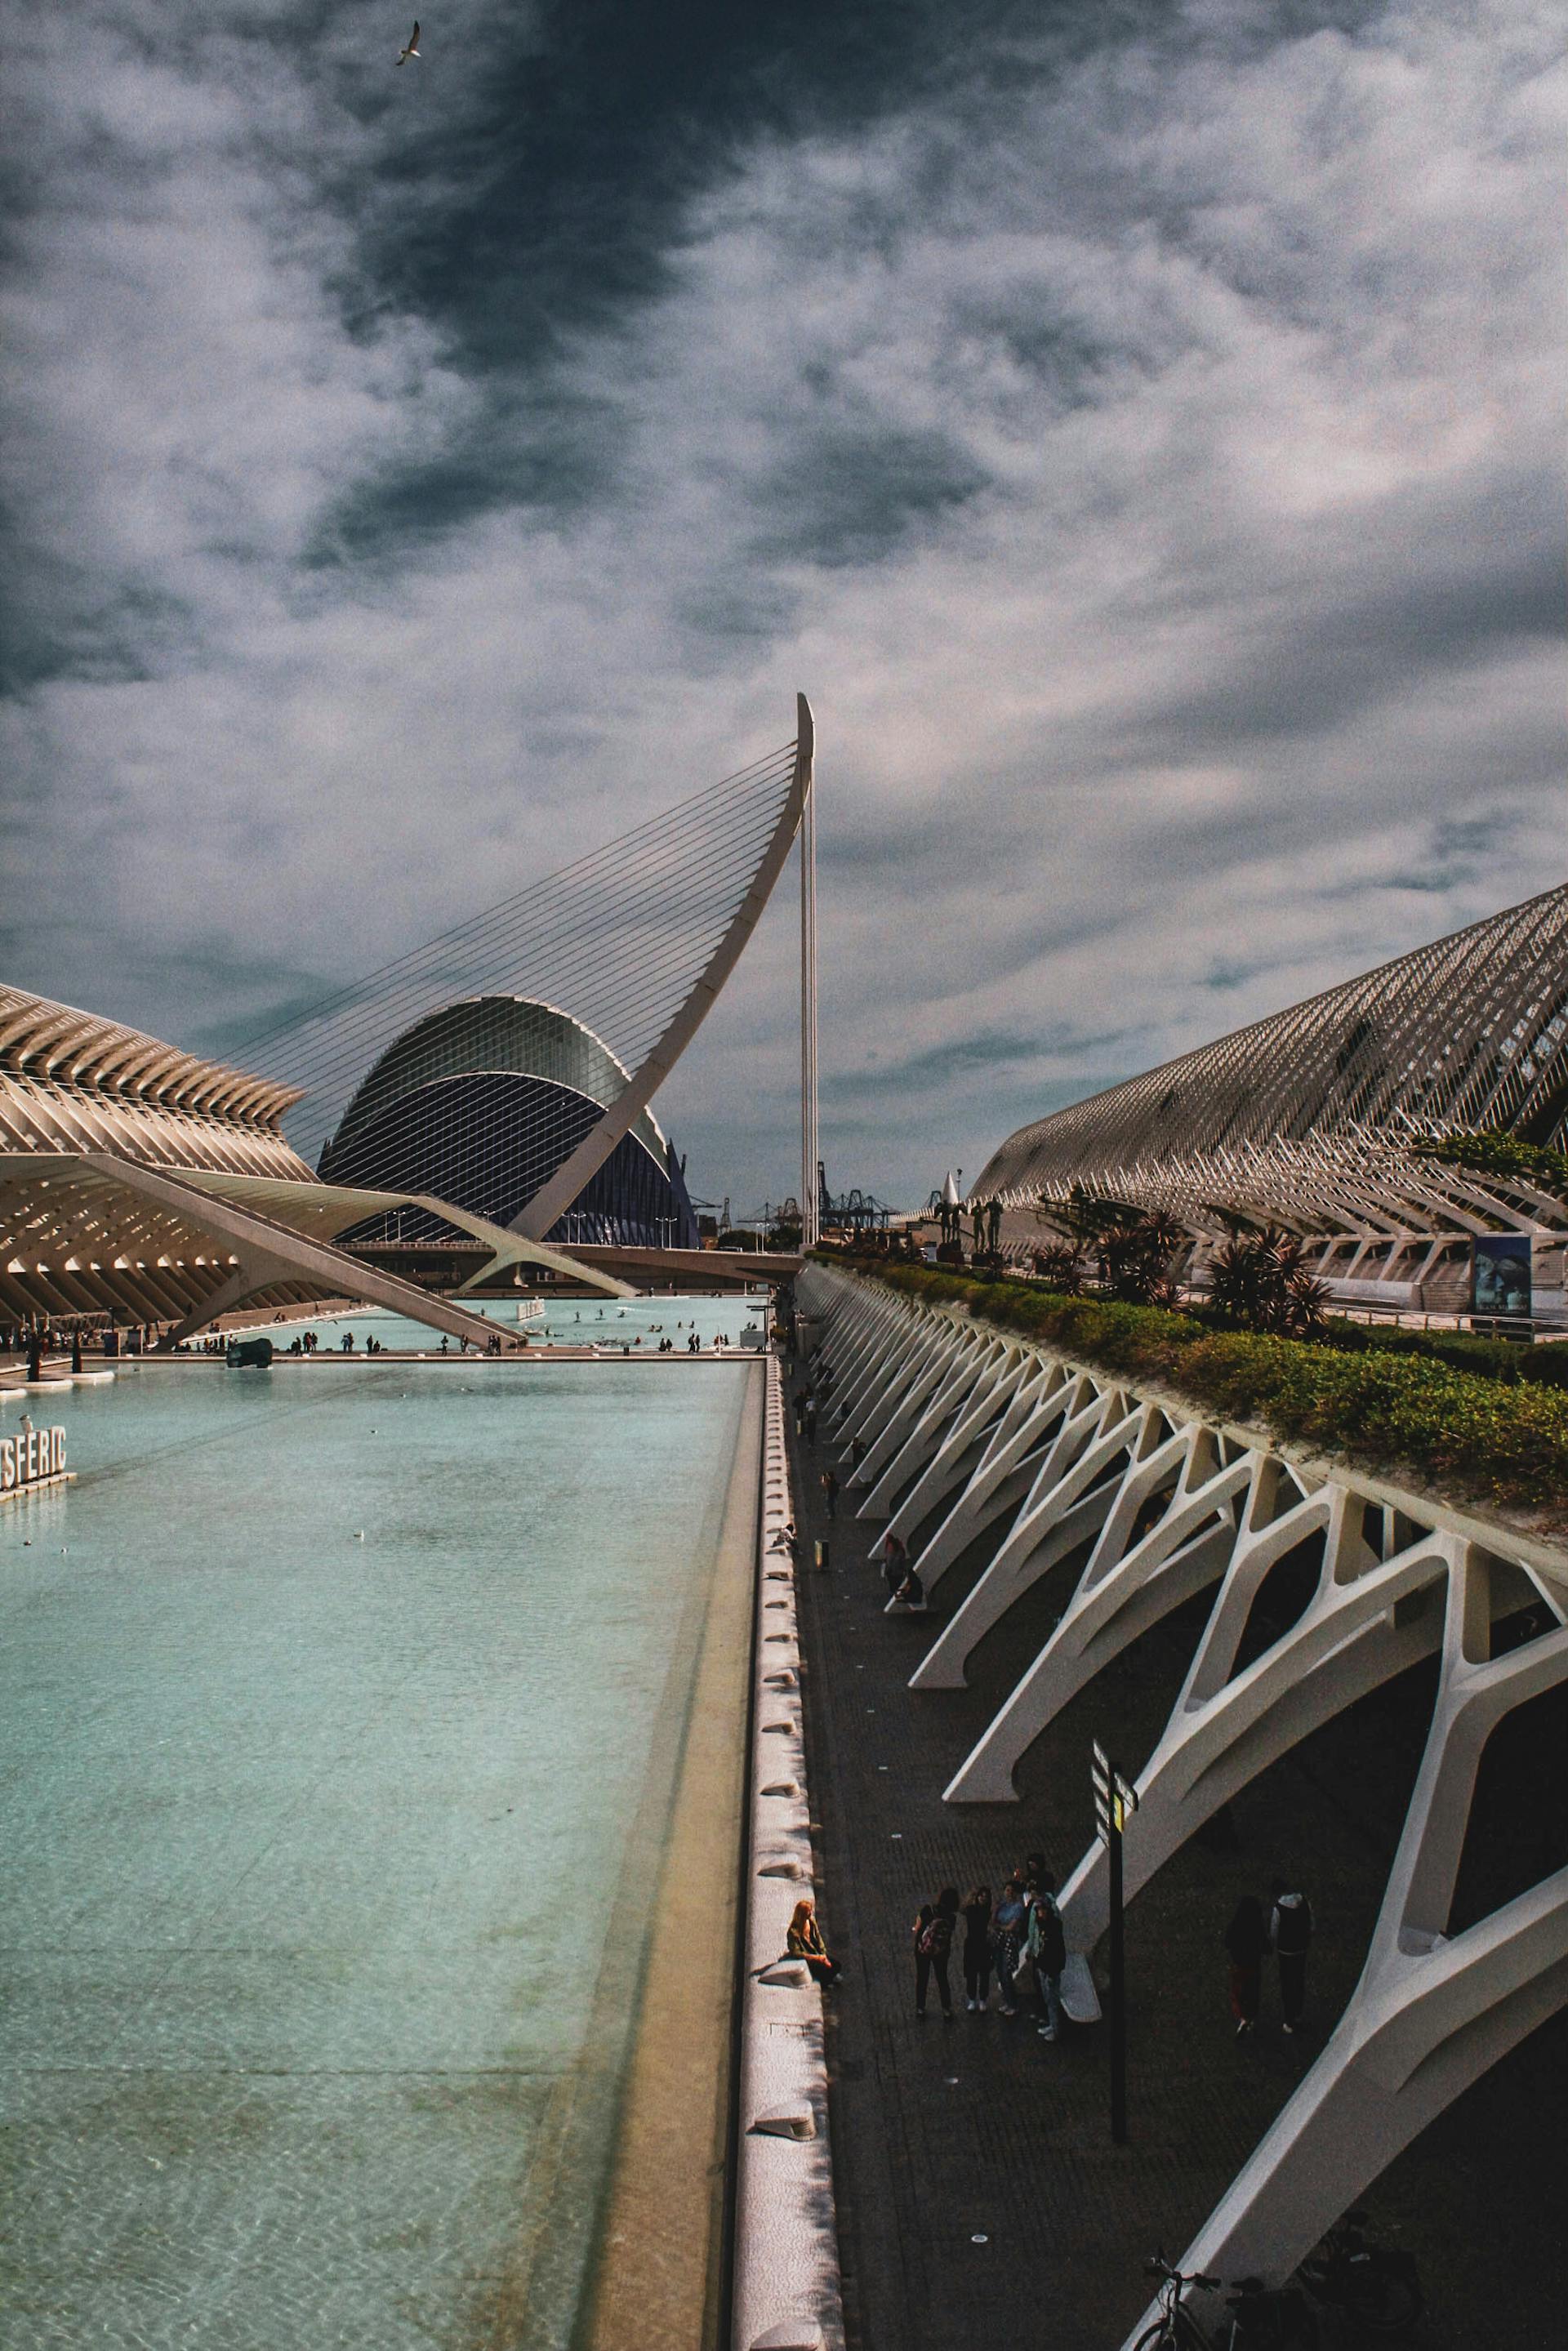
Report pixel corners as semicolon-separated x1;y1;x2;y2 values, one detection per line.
1316;1318;1568;1389
868;1265;1568;1521
1408;1129;1568;1201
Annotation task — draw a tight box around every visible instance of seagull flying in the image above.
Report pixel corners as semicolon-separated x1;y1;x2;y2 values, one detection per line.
398;21;421;64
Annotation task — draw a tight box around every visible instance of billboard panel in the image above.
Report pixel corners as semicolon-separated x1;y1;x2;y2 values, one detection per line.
1472;1234;1531;1320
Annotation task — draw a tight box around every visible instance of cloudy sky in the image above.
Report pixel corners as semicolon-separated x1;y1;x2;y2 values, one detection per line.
2;1;1561;1210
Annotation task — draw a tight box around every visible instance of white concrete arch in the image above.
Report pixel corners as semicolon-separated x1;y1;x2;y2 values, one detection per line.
795;1266;1568;2318
860;1333;1018;1521
1120;1561;1568;2340
903;1356;1080;1600
849;1320;980;1494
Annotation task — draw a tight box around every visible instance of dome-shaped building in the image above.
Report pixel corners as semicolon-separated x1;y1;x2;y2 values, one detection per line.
318;996;698;1248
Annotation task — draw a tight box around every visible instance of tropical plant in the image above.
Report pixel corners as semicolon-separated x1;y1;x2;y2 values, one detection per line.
1031;1241;1082;1293
1206;1227;1330;1336
1094;1209;1188;1304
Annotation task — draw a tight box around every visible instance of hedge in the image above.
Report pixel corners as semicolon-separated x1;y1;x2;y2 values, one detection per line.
1313;1318;1568;1391
853;1264;1568;1526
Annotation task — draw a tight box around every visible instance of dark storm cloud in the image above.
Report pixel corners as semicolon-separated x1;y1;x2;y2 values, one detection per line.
826;1021;1152;1097
1129;492;1564;759
2;0;1562;1204
322;0;1020;555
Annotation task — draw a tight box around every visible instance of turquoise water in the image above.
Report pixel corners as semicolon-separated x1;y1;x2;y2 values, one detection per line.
232;1291;768;1353
0;1358;752;2348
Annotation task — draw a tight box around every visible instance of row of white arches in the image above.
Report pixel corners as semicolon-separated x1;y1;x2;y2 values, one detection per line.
796;1264;1568;2344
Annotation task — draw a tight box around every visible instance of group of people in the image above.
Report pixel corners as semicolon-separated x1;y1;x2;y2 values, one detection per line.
276;1328;383;1356
1223;1881;1315;2035
791;1388;818;1442
911;1859;1067;2031
777;1869;1314;2050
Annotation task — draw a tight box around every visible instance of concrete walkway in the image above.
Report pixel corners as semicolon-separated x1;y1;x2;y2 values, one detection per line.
784;1383;1566;2350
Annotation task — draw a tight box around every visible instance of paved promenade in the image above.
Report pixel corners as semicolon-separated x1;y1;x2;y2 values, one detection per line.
784;1392;1565;2350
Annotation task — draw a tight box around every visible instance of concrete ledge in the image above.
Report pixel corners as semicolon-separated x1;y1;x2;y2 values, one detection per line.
732;1353;845;2351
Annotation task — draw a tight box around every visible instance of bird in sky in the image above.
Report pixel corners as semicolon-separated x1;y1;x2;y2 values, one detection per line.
398;22;421;65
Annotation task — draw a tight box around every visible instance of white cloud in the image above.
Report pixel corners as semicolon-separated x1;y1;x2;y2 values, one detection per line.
2;0;1561;1207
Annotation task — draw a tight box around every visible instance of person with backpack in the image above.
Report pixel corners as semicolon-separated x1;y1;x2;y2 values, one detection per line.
1025;1869;1067;2042
1270;1877;1314;2033
912;1886;959;2020
891;1565;926;1610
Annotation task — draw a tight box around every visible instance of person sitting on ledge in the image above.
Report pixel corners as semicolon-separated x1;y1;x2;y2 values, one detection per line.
786;1897;840;1988
891;1566;927;1612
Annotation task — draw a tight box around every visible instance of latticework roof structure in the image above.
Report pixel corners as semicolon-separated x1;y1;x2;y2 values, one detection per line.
975;885;1568;1248
0;983;309;1178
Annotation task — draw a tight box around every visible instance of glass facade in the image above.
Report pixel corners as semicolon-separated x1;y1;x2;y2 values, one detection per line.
319;997;698;1249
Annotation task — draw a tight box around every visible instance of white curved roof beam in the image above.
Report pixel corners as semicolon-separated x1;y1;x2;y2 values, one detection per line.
174;1168;632;1298
0;1153;626;1345
510;695;815;1240
1120;1570;1568;2339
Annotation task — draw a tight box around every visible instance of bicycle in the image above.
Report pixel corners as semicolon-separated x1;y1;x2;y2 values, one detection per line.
1133;2255;1219;2350
1297;2209;1424;2335
1136;2255;1319;2349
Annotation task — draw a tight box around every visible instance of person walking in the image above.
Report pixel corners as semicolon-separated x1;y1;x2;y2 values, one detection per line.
803;1399;817;1446
913;1886;958;2020
990;1876;1027;2017
1026;1868;1067;2042
960;1886;993;2010
786;1897;840;1988
822;1467;839;1519
1270;1878;1314;2033
1224;1894;1271;2035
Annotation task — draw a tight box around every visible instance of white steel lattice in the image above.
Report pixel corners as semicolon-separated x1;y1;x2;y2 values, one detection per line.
974;886;1568;1238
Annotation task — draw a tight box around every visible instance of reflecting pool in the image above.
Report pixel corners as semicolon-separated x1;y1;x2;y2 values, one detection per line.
232;1291;768;1354
0;1356;753;2348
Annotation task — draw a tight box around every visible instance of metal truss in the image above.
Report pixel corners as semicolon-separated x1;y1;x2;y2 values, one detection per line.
973;885;1568;1259
798;1267;1568;2327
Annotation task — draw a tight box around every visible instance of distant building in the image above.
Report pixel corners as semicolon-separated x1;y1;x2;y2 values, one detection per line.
973;885;1568;1312
318;996;699;1249
0;979;311;1180
0;982;618;1340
